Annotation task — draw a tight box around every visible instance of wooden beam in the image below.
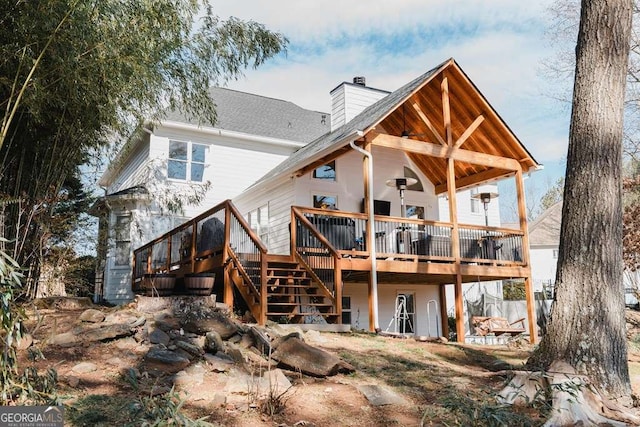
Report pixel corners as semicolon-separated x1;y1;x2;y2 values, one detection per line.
441;77;453;146
454;115;485;149
370;133;522;171
411;102;446;146
447;158;460;260
516;168;537;344
434;168;513;195
367;271;375;332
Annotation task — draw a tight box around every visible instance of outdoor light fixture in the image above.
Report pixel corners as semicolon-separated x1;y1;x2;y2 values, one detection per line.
472;191;499;227
386;177;418;217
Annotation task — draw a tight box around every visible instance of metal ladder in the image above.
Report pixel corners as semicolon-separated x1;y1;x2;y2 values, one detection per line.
386;295;413;334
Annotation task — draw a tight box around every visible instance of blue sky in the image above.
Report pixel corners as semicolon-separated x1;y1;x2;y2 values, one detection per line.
214;0;573;216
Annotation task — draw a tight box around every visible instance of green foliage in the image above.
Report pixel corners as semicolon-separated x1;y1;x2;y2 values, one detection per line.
539;177;564;212
68;390;214;426
503;281;526;301
0;0;286;289
0;240;58;404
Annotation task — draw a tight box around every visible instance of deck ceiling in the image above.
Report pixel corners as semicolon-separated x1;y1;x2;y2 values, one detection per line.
366;61;538;193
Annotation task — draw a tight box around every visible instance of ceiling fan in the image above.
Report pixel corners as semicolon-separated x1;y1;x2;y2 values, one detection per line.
399;104;430;139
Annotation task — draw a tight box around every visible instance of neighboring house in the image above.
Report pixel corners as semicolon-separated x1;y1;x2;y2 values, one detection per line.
528;202;562;296
128;58;541;343
92;88;330;304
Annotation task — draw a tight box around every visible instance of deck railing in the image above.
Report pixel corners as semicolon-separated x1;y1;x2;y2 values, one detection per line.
291;207;341;308
132;200;267;294
292;207;525;265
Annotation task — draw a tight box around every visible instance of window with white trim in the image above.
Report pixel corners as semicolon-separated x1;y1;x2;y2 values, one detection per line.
168;140;206;182
313;160;336;181
313;194;337;210
342;296;352;325
114;214;131;267
470;188;481;214
247;205;269;245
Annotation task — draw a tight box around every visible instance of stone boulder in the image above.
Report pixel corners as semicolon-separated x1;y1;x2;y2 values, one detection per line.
144;347;190;372
204;331;224;354
79;308;105;323
181;309;238;339
271;336;355;377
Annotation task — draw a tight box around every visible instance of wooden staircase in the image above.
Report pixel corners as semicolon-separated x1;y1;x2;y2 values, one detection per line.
228;254;339;324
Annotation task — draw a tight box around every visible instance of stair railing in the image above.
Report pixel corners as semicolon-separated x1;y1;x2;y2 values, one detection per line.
291;207;341;313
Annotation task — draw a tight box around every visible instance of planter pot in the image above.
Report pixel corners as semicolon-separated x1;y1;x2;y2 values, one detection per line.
143;273;176;297
184;272;215;296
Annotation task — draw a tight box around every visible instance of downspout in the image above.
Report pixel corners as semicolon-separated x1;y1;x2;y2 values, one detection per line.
349;137;380;331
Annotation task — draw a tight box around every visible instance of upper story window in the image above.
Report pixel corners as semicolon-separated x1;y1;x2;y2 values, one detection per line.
114;214;131;267
313;160;336;181
470;188;481;214
403;167;423;191
313;194;337;210
168;140;206;182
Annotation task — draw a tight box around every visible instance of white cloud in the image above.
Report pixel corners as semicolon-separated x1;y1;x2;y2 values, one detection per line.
216;0;569;164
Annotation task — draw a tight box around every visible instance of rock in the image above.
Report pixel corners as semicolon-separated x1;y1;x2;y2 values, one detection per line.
175;339;204;357
224;342;246;364
439;336;449;343
34;297;93;310
204;353;235;372
304;330;327;344
248;327;272;356
115;337;139;350
106;357;125;366
260;369;292;398
271;337;355;377
173;363;205;390
72;362;98;374
239;333;254;349
174;348;194;361
83;323;134;342
49;332;78;347
154;319;179;332
211;393;227;407
227;334;242;344
144;347;190;372
358;384;407;406
181;309;238;339
67;375;80;387
79;308;105;323
149;328;171;346
130;316;147;328
15;333;33;350
271;332;303;350
104;311;138;325
205;331;224;354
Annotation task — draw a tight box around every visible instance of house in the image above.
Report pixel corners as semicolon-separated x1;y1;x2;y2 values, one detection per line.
92;88;330;304
528;202;562;296
115;58;542;343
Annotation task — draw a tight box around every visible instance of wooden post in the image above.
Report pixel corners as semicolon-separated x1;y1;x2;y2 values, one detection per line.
260;253;267;326
223;204;233;308
515;169;537;343
335;261;342;322
454;272;465;342
190;222;197;274
442;77;453;146
439;284;449;339
362;140;373;257
366;270;375;332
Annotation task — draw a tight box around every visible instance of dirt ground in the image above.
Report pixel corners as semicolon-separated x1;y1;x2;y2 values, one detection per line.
15;302;640;427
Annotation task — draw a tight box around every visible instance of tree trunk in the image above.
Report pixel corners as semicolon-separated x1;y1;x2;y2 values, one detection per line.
528;0;633;400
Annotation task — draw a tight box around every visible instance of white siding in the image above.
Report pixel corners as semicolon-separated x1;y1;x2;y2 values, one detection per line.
330;83;388;131
437;185;501;226
344;282;442;337
530;245;558;292
233;176;295;254
109;140;150;194
294;146;439;220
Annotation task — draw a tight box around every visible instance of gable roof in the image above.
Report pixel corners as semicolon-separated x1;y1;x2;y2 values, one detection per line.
164;87;329;144
529;202;562;246
251;58;540;191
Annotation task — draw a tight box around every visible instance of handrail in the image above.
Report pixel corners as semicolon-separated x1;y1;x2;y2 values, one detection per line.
227;201;268;254
291;207;341;259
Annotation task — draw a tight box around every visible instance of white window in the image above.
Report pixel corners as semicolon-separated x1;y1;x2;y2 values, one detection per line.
168;140;206;182
553;249;559;259
313;160;336;181
313;194;337;210
114;214;131;267
406;205;425;220
470;188;481;214
342;296;352;325
248;205;269;245
403;167;423;191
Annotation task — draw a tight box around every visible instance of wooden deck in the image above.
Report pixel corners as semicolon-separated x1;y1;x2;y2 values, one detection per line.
132;200;532;340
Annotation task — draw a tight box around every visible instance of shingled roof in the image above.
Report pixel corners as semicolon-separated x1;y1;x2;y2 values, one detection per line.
165;87;330;144
529;202;562;246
